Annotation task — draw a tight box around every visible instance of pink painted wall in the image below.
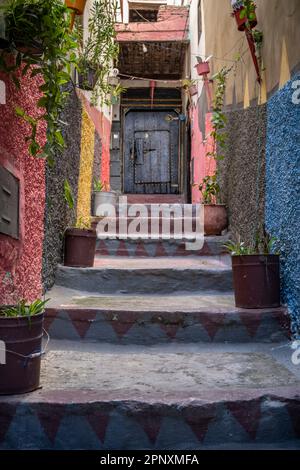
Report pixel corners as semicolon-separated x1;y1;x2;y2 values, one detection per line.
0;68;46;304
80;94;111;185
190;103;216;203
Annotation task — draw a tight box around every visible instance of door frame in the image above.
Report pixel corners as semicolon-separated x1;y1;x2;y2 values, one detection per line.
121;106;183;195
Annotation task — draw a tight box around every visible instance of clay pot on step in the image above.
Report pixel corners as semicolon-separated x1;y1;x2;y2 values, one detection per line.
204;204;227;236
0;311;44;395
231;255;280;308
64;228;96;267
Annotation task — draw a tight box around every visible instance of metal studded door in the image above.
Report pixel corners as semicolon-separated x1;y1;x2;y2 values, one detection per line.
124;110;179;194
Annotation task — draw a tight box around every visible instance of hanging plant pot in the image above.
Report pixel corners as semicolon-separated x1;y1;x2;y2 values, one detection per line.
232;255;280;309
0;311;44;395
204;204;228;236
189;84;198;96
195;62;210;76
77;66;99;91
65;0;87;15
234;7;257;32
64;228;96;267
5;5;44;56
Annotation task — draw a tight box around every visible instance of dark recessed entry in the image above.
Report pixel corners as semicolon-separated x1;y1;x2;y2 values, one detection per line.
0;165;19;239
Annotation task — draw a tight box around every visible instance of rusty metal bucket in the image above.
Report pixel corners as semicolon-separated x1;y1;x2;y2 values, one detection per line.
0;312;44;395
232;255;280;309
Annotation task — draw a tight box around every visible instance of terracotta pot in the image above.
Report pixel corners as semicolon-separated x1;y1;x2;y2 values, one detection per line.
195;62;210;76
189;85;198;96
234;7;257;31
65;0;87;15
0;312;44;395
204;204;227;236
92;191;118;217
64;228;96;267
232;255;280;309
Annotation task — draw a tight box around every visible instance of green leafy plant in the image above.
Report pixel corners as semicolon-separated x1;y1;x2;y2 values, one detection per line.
0;0;78;164
1;298;49;317
76;0;120;106
225;230;279;256
93;178;111;192
64;179;92;229
207;66;232;161
198;173;220;205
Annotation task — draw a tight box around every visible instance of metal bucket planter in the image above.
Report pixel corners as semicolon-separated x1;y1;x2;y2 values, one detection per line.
204;204;228;236
0;312;44;395
234;7;257;31
92;191;118;217
232;255;280;309
64;228;96;267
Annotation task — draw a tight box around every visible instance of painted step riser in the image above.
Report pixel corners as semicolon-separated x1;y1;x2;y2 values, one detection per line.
45;309;291;344
95;239;228;257
1;396;299;449
55;269;233;294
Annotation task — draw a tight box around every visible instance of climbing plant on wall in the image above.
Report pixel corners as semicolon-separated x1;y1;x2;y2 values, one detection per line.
0;0;78;164
76;0;121;106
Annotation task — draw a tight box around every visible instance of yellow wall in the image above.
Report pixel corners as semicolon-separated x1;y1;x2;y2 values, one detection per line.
203;0;300;107
76;109;95;226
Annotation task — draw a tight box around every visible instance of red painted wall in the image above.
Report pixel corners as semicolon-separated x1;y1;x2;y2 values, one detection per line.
190;104;216;203
80;93;111;185
0;69;46;304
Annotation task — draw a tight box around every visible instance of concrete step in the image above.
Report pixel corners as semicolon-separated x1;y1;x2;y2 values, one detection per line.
55;256;233;295
1;340;299;449
45;287;291;344
95;235;229;257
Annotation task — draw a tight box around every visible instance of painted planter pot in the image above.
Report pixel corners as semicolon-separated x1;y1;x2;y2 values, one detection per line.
189;85;198;96
195;62;210;76
92;191;118;217
77;67;99;91
0;311;44;395
64;228;96;267
232;255;280;309
65;0;87;15
234;7;257;32
204;204;228;236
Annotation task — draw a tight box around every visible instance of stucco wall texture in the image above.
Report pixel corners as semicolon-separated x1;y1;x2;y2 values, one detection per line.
218;104;267;246
42;88;82;291
265;77;300;336
0;70;46;304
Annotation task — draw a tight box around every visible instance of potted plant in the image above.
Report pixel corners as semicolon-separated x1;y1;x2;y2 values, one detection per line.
65;0;87;15
198;173;227;236
63;180;96;267
225;232;280;309
231;0;257;32
92;178;117;216
75;0;121;106
182;78;198;97
0;299;48;395
195;60;210;76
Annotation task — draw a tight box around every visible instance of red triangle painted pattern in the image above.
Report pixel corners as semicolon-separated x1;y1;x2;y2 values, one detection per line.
238;312;263;338
227;400;262;440
197;313;225;340
135;412;163;444
104;312;139;338
184;404;217;442
67;310;97;339
87;411;111;443
35;404;65;443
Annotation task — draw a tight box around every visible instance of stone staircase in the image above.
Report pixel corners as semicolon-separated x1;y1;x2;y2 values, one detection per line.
1;202;299;450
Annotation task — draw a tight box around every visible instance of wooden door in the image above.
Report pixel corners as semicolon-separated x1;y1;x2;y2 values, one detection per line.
124;110;179;194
